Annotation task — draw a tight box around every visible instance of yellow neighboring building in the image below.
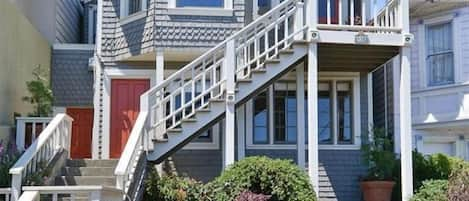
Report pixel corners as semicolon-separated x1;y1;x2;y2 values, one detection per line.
0;0;51;143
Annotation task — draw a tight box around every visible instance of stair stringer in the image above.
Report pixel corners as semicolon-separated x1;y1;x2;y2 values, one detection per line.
147;43;309;162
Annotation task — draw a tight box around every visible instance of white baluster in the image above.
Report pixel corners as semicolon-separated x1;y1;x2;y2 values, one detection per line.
327;0;331;24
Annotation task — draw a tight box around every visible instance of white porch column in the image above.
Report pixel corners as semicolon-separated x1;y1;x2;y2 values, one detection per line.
296;63;306;169
155;50;165;170
307;43;319;195
400;46;413;201
223;40;236;168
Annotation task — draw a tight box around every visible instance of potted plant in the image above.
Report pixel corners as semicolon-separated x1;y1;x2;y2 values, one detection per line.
361;127;396;201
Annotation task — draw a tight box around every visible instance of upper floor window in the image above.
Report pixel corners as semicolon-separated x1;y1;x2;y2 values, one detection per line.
177;0;224;7
120;0;147;17
426;22;454;86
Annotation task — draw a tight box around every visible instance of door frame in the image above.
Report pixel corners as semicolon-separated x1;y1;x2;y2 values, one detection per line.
99;69;155;159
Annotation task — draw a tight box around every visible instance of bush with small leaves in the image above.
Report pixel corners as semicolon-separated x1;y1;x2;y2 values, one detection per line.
409;180;448;201
204;156;316;201
143;168;205;201
448;166;469;201
235;191;272;201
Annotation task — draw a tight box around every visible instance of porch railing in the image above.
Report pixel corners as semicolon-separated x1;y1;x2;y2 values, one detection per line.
15;117;53;150
9;114;73;201
316;0;402;33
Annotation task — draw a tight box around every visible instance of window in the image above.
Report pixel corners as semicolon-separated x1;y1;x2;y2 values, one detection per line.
274;82;297;144
248;74;359;148
426;22;454;86
177;0;224;7
253;90;269;144
120;0;147;17
129;0;143;15
336;82;353;144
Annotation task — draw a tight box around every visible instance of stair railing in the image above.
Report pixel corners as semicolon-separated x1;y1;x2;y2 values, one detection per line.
114;1;306;199
115;94;149;201
9;114;73;201
146;0;306;141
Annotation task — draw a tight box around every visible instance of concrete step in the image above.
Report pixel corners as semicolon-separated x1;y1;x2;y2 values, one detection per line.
62;167;115;177
55;176;116;186
66;159;118;168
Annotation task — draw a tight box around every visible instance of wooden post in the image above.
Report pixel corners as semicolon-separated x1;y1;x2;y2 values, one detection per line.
307;43;319;195
297;64;306;169
294;2;304;40
400;46;413;201
223;40;236;168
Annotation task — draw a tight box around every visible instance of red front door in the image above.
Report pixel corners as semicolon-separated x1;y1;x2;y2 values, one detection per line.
110;79;150;158
67;108;93;159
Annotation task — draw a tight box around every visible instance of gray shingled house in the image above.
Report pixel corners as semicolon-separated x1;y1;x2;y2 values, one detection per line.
6;0;416;200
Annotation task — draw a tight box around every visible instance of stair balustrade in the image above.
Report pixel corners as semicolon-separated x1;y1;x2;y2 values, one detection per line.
9;114;73;201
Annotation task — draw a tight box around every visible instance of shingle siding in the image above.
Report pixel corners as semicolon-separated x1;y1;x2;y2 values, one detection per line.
318;150;367;201
164;149;222;182
101;0;244;61
52;48;94;107
55;0;83;43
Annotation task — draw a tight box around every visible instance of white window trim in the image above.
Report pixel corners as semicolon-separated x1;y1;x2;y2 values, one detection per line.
87;5;97;44
119;0;147;23
419;13;460;89
246;72;361;150
167;0;234;16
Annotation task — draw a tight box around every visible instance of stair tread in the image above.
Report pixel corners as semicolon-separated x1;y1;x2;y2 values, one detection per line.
66;159;118;168
62;167;115;176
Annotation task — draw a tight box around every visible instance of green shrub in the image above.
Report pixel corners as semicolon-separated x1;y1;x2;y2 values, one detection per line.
204;156;316;201
143;167;205;201
448;166;469;201
393;152;469;201
410;180;448;201
361;127;396;181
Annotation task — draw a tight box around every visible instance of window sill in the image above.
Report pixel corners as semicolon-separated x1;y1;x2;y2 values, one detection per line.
167;7;234;17
119;10;147;26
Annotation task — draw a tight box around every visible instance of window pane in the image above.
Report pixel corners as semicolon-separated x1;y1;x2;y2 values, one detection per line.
337;82;352;144
426;22;454;86
253;90;268;144
274;83;297;144
129;0;142;15
177;0;224;7
318;90;332;144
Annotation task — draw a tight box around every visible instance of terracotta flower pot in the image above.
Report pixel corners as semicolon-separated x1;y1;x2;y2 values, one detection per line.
361;181;395;201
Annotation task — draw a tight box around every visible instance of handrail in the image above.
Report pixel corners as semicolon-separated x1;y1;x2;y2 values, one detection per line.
9;114;73;201
143;0;300;97
114;93;149;200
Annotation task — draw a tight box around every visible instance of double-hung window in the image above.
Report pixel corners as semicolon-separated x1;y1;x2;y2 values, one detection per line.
253;90;269;144
426;22;454;86
273;82;297;144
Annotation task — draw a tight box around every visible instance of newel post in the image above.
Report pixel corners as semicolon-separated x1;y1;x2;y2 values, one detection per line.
16;119;26;151
223;39;236;168
11;173;22;201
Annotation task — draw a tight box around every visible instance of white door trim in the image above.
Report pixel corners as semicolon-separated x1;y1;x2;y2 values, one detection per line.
101;68;155;159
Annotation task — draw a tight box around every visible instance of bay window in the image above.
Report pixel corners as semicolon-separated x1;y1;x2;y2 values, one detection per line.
426;22;454;86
